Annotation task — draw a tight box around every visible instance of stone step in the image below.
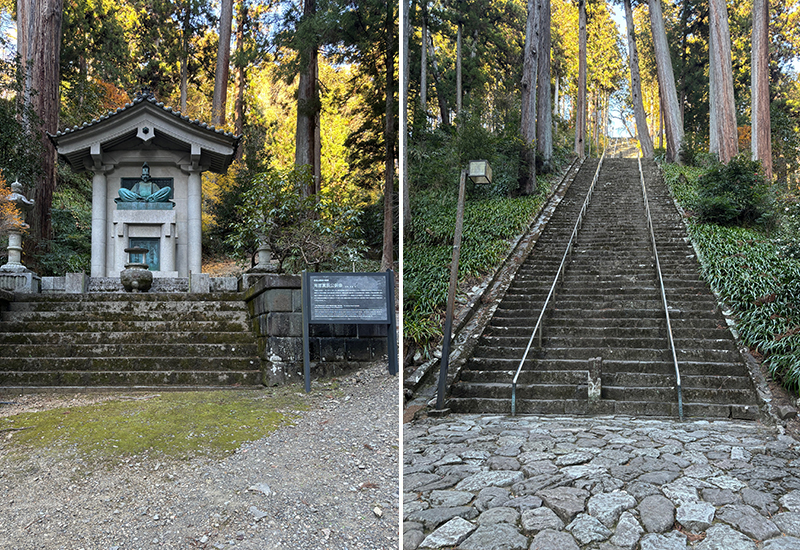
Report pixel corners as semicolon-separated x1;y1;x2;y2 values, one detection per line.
484;325;730;341
7;292;244;304
6;297;247;313
1;309;250;323
464;357;748;378
0;342;259;358
0;319;251;333
0;356;260;372
0;369;263;387
0;331;257;346
448;158;759;418
477;334;738;354
0;293;264;387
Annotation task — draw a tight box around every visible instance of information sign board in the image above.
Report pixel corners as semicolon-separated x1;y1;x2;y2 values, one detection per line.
307;273;389;323
302;271;397;392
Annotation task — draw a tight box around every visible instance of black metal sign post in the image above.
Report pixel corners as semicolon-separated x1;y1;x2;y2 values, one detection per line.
302;270;398;392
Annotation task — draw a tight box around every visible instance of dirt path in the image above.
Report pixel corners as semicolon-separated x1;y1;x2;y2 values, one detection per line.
0;363;400;550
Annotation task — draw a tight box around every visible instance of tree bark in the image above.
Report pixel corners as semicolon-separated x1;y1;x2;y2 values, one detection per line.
427;34;449;127
553;74;560;125
648;0;683;162
17;0;63;246
536;0;552;172
180;0;191;113
678;0;689;123
574;0;587;158
381;6;396;272
402;0;410;231
751;0;772;178
708;21;718;155
420;0;427;120
295;0;320;197
212;0;233;126
234;0;247;159
456;18;462;118
708;0;737;164
624;0;654;159
521;0;538;193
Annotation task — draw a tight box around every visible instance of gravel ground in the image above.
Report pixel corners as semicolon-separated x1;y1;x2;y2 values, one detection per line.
0;362;400;550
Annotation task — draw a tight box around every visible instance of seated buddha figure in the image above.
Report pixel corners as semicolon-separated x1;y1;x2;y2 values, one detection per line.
118;163;171;202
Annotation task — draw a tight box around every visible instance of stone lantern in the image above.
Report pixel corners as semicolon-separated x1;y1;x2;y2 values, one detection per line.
0;179;39;292
1;180;34;273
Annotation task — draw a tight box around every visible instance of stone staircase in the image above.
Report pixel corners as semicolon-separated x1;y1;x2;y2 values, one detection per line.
448;158;760;418
0;293;263;387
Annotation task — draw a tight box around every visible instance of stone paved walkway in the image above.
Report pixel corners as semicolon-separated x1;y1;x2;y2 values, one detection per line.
404;414;800;550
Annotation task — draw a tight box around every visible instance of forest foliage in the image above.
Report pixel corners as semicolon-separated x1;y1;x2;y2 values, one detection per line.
2;0;397;275
664;163;800;392
403;0;800;372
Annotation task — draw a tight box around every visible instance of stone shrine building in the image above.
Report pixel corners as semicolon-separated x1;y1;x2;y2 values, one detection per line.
50;91;240;278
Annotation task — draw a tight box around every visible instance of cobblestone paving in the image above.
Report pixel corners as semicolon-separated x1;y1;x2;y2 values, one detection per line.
404;414;800;550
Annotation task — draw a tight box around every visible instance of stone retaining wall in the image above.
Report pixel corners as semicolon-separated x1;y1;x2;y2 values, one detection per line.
243;274;389;385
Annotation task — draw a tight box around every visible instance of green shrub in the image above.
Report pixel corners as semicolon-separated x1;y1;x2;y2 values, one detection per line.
688;224;800;392
695;155;775;227
35;164;92;276
225;165;365;273
404;189;550;351
664;162;800;394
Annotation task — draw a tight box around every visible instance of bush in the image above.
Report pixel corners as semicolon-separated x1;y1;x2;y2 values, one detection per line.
404;190;550;351
34;164;92;276
224;165;365;273
695;154;774;227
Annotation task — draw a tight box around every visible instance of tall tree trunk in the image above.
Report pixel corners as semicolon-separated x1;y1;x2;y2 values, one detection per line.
648;0;683;162
402;0;410;231
536;0;552;172
381;6;396;272
751;0;772;178
678;0;689;123
420;0;427;120
574;0;587;158
295;0;320;197
180;0;191;113
234;0;247;160
212;0;233;126
708;23;718;155
456;18;462;118
708;0;737;164
521;0;539;194
624;0;654;158
427;34;449;127
553;74;560;125
17;0;63;247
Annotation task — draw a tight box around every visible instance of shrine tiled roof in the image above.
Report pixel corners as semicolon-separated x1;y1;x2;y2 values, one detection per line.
51;93;240;141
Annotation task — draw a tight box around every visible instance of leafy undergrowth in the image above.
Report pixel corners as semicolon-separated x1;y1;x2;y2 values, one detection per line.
663;164;800;393
404;182;552;353
0;389;305;463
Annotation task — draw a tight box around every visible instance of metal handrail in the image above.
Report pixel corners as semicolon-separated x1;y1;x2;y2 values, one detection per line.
638;157;684;421
511;150;606;416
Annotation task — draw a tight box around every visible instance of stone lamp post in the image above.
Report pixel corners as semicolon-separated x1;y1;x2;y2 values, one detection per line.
250;232;277;273
1;180;35;273
433;160;492;414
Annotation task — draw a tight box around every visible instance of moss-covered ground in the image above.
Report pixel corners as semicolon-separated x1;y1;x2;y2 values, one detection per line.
0;388;309;462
